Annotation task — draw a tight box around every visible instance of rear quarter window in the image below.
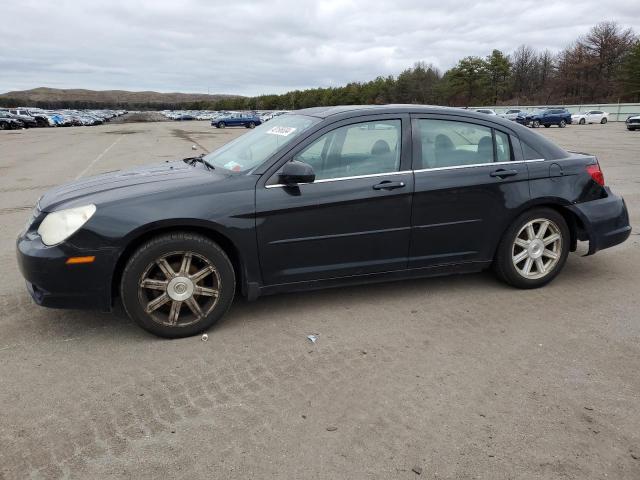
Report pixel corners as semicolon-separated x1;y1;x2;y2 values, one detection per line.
522;141;542;160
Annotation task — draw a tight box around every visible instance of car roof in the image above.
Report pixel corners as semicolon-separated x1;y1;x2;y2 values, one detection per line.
295;104;462;118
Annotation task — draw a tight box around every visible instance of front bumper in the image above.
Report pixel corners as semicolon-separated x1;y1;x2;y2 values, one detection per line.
566;188;632;255
16;232;116;311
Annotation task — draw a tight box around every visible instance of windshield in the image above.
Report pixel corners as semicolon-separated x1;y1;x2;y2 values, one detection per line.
203;114;320;171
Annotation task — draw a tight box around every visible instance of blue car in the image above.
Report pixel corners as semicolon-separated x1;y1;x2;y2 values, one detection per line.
517;108;572;128
212;113;262;129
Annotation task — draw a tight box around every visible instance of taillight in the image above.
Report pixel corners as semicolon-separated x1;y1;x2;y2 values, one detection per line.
586;163;605;186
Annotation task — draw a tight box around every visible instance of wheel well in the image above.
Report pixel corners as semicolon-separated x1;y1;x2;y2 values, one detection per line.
110;226;244;306
492;203;586;261
522;203;585;252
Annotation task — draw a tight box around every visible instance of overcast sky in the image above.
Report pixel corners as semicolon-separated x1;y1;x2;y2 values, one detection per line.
2;0;639;96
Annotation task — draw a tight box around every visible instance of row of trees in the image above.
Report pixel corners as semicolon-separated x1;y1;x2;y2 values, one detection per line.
213;21;640;111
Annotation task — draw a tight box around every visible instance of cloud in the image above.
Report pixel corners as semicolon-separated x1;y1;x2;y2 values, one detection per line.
1;0;638;96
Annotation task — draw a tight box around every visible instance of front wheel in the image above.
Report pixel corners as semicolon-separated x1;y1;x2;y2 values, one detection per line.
120;232;235;338
601;118;608;124
532;120;540;128
246;122;255;129
494;208;569;289
559;120;566;128
579;118;586;125
217;122;226;129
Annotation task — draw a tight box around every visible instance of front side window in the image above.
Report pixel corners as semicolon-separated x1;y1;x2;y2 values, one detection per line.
293;120;401;180
417;119;497;168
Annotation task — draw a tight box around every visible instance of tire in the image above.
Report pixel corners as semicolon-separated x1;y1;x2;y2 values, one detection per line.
579;118;585;125
601;118;607;124
120;232;236;338
217;122;225;129
493;208;570;289
247;122;255;129
532;120;540;128
559;120;566;128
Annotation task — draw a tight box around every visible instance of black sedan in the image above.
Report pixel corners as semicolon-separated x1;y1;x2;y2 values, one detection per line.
0;111;25;129
17;105;631;338
1;110;38;128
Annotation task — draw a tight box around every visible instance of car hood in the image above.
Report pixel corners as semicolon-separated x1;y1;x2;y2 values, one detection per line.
38;161;228;212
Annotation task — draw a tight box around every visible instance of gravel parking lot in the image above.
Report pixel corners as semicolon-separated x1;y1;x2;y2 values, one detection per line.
1;121;639;479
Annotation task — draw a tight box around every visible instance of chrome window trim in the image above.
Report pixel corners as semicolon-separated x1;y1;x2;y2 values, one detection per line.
413;158;544;173
264;159;546;188
266;170;411;188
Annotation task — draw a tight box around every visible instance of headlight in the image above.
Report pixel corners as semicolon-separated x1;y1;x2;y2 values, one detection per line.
37;204;96;246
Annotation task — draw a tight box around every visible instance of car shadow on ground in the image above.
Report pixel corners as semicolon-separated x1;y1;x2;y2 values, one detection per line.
20;252;614;341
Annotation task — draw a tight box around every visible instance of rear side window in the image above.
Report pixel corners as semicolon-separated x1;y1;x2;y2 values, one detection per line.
416;119;510;169
495;131;511;162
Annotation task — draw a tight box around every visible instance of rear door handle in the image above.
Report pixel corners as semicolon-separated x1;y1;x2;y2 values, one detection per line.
490;169;518;179
373;180;405;190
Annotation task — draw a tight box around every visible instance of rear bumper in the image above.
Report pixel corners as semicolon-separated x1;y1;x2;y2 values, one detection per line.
566;188;631;255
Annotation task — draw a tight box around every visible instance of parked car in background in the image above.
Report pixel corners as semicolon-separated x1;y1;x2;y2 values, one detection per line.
259;112;274;122
571;110;609;125
212;113;262;129
474;109;497;115
517;108;571;128
500;109;525;121
626;115;640;131
1;110;38;128
9;109;50;127
0;111;24;129
16;105;631;338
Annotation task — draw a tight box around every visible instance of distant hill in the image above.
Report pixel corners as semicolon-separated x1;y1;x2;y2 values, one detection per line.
0;87;242;109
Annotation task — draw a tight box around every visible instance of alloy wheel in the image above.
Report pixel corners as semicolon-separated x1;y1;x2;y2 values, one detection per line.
512;218;562;280
138;251;220;327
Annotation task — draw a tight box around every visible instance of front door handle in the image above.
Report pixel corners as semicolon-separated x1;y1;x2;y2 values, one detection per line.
490;169;518;179
373;180;405;190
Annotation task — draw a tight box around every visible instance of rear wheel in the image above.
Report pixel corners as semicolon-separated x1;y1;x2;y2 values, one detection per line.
494;208;569;289
559;120;566;128
120;232;235;338
247;121;256;129
601;118;608;124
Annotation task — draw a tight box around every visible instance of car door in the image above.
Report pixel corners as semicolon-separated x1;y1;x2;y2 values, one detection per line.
255;115;413;286
408;114;530;268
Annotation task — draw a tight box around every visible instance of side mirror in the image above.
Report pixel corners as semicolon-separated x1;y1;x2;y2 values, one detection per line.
279;160;315;185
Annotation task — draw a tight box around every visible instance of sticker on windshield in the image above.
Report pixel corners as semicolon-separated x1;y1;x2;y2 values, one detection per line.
266;126;297;137
223;160;242;171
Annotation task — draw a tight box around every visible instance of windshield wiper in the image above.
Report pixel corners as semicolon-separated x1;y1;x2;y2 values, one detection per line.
183;154;213;170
